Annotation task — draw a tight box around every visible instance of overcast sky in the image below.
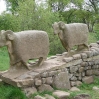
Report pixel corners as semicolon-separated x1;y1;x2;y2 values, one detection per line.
0;0;6;14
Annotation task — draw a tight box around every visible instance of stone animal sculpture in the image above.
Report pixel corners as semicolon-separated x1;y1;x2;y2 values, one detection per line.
0;30;49;70
52;21;89;56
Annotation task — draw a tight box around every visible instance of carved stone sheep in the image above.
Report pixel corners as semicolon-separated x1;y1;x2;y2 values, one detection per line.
0;30;49;70
52;21;89;56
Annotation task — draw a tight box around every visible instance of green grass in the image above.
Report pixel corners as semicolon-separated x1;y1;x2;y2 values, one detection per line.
0;47;10;71
88;32;98;44
68;77;99;99
0;84;27;99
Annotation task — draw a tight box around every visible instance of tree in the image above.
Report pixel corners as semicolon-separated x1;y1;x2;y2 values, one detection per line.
0;13;19;31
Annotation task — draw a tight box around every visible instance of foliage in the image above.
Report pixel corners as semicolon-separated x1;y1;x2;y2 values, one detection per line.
0;13;19;31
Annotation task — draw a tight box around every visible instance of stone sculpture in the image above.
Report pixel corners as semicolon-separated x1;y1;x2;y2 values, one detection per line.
52;21;89;56
0;30;49;70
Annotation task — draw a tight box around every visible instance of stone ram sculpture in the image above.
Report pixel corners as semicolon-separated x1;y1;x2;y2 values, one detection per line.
0;30;49;70
52;21;89;56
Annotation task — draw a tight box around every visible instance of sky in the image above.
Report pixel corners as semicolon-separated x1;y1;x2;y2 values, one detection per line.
0;0;6;14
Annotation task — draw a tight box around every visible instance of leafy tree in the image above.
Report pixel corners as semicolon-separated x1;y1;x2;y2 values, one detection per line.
0;13;19;31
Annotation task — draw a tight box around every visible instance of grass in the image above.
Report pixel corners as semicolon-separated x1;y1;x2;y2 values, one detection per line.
88;32;98;44
0;83;27;99
0;47;9;71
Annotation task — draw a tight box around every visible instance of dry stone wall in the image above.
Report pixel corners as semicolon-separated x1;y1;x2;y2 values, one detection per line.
31;42;99;92
1;42;99;93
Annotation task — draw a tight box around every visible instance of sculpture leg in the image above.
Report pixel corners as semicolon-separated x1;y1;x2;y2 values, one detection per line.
67;48;71;57
37;57;45;66
84;43;89;50
22;61;31;70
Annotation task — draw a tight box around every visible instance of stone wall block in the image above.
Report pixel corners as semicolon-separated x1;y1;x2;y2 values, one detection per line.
82;72;85;77
63;57;73;63
70;66;78;73
81;53;87;59
84;51;93;58
70;81;76;87
46;77;53;85
81;62;88;67
78;67;84;73
48;71;57;77
53;72;70;89
73;54;81;60
38;84;54;92
76;81;82;86
41;72;48;78
70;76;77;81
86;70;93;76
35;78;42;86
82;76;94;84
42;78;46;84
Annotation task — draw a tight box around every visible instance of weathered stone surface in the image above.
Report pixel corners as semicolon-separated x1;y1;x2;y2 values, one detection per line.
86;70;93;76
78;67;84;73
65;59;82;67
73;93;90;99
69;74;73;79
53;90;70;99
62;52;68;56
73;54;81;60
82;76;94;84
71;81;76;87
63;57;73;63
92;65;99;69
77;76;82;80
35;78;42;86
90;43;99;48
45;94;55;99
34;95;46;99
70;66;78;73
38;84;54;92
70;87;80;91
57;70;62;73
75;73;81;77
93;86;99;91
95;60;99;65
16;79;34;87
76;81;82;86
82;72;85;77
88;61;94;66
48;71;57;76
42;78;46;84
92;50;99;56
84;51;93;58
46;77;53;85
93;70;99;75
81;53;87;59
41;72;48;78
53;72;70;89
83;55;99;62
70;76;77;81
81;62;88;67
23;87;37;97
56;54;62;56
